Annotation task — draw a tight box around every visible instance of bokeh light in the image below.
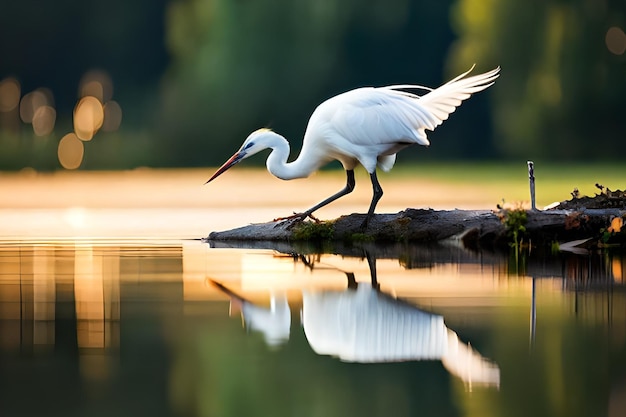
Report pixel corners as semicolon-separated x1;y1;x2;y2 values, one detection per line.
58;133;84;169
74;96;104;141
32;105;56;136
0;77;21;112
606;26;626;55
79;70;113;103
19;88;54;124
102;100;123;132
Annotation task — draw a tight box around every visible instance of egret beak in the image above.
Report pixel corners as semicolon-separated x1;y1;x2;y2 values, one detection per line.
205;151;245;184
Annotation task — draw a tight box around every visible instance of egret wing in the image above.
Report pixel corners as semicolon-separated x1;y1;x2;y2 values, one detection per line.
325;66;499;150
327;88;437;149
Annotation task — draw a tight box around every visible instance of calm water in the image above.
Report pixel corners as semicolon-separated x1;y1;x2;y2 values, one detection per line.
0;239;624;417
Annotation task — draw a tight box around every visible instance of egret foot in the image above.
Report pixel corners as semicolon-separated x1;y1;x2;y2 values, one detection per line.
273;212;321;223
273;212;321;229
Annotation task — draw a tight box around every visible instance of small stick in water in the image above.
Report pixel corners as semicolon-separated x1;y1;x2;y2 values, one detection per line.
527;161;536;210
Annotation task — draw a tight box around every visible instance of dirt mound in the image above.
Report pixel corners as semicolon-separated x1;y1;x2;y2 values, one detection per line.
552;184;626;210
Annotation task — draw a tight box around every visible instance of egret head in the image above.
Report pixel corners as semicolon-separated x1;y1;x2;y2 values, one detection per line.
205;128;276;183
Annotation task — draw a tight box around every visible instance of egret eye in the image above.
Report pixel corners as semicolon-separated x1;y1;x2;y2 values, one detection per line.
243;142;254;150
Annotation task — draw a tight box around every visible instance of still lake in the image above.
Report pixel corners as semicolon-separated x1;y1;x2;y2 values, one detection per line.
0;168;625;417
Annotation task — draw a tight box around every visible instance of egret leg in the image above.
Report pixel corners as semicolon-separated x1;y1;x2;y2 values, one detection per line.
305;169;356;216
276;170;356;223
361;171;383;228
365;250;379;290
345;272;358;290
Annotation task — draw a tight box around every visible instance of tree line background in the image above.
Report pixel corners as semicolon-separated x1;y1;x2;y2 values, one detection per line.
0;0;624;170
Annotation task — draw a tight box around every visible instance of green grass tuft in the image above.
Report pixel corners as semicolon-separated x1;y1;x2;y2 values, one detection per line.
292;221;334;241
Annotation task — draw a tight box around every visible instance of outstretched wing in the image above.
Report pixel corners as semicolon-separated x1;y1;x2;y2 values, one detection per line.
324;66;500;150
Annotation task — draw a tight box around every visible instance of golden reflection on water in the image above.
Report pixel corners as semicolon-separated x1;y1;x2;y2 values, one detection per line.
0;242;172;351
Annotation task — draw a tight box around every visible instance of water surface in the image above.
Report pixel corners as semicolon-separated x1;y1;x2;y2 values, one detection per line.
1;240;624;417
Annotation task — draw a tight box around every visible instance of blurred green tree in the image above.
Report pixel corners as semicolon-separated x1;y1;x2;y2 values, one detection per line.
7;0;622;169
448;0;626;160
159;0;346;164
158;0;456;166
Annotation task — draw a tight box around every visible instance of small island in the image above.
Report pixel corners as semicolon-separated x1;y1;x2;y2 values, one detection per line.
207;186;626;251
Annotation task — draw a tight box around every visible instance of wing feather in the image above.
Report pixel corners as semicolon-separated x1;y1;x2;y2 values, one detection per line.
413;66;500;127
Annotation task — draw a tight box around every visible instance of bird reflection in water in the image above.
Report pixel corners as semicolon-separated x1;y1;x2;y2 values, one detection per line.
210;253;500;388
211;280;291;347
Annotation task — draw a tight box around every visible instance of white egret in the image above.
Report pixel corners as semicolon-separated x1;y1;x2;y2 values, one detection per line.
207;66;500;226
